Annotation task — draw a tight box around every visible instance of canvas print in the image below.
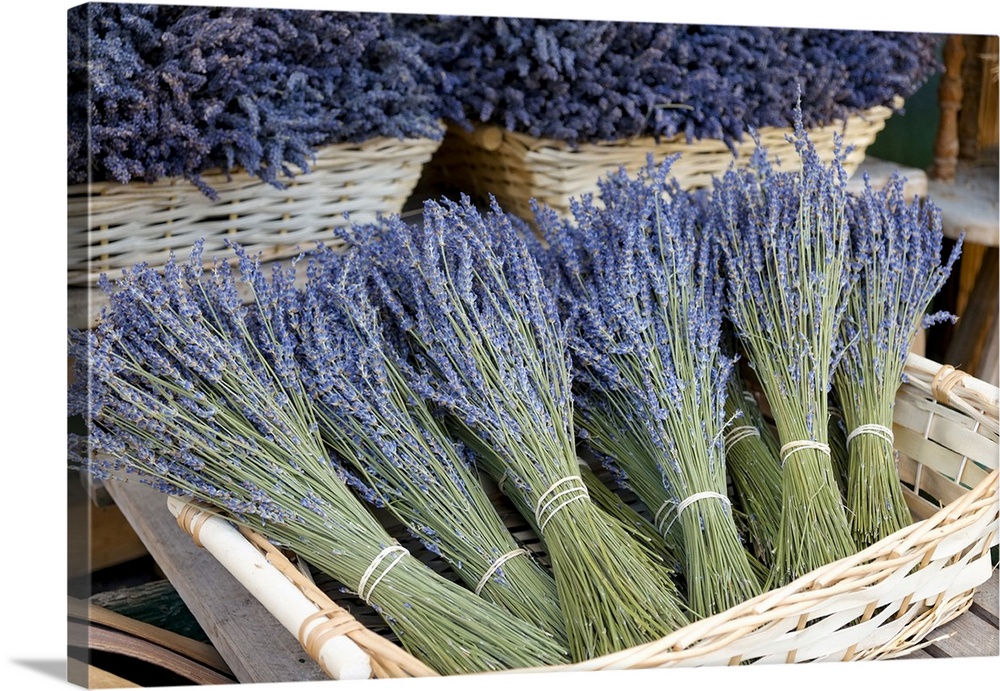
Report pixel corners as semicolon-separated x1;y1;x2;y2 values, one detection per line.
65;3;999;688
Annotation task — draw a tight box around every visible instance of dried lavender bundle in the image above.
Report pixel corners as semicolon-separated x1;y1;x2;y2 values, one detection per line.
356;198;690;661
534;162;761;618
711;111;858;586
67;245;569;675
292;245;567;647
722;363;783;567
835;174;961;547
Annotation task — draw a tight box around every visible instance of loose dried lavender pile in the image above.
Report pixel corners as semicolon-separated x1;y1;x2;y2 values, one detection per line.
406;17;941;146
68;5;451;195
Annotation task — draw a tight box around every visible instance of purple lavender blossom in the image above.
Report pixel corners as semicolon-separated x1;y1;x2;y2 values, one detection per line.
840;174;961;375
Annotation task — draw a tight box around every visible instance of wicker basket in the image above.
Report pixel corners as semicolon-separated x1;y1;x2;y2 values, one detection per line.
67;135;443;287
426;103;896;223
171;352;998;678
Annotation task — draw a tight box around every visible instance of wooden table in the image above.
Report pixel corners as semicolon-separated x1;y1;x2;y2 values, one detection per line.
896;566;998;661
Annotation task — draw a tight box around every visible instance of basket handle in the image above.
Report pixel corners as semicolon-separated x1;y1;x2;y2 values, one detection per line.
167;497;373;680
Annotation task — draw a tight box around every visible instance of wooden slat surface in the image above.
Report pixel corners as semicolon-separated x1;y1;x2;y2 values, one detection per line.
102;478;329;685
898;567;999;660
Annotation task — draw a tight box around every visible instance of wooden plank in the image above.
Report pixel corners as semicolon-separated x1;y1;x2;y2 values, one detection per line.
927;161;999;247
67;494;149;579
103;478;328;685
898;568;999;660
921;612;999;659
974;567;999;618
945;246;999;379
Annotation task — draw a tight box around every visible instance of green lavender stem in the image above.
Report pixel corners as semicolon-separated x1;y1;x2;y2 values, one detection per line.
722;372;783;567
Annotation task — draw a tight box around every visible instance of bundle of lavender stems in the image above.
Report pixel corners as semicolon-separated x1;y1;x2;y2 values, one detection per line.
835;173;960;547
290;244;567;646
532;161;761;617
353;197;691;661
67;245;569;675
721;357;784;567
710;112;858;586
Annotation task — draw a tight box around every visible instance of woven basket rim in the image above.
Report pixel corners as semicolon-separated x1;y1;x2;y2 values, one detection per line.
174;351;997;677
453;101;897;154
67;130;446;196
536;467;998;672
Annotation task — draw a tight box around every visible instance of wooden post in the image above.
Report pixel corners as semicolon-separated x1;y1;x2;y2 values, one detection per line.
930;35;966;182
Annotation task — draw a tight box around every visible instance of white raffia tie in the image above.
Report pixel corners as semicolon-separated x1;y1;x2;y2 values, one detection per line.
779;439;832;466
846;423;895;446
474;548;529;596
535;476;589;533
654;491;732;536
357;546;408;603
724;425;761;452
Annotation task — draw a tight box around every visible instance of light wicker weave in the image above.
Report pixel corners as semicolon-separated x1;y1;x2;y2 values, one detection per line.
172;352;998;678
67;135;442;286
427;103;896;223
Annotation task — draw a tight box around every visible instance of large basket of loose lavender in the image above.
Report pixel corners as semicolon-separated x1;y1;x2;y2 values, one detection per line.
67;5;450;287
411;18;941;221
69;109;998;678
